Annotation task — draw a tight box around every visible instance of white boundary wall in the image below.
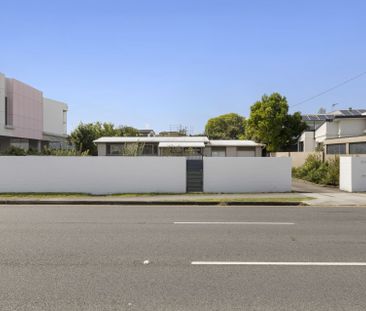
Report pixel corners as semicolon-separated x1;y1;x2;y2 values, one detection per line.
340;157;366;192
0;156;186;194
203;157;291;193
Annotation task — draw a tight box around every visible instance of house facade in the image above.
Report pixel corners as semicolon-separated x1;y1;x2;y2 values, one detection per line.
0;72;68;152
94;136;263;157
298;109;366;155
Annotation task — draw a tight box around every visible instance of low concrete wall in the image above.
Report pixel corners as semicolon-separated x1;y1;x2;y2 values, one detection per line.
0;156;186;194
203;157;291;193
340;157;366;192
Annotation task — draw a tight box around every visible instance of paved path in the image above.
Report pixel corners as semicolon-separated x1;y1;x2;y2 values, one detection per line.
292;178;340;193
306;192;366;206
0;204;366;310
292;178;366;206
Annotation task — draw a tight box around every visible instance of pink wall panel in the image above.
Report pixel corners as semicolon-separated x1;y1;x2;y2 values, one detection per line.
6;79;43;140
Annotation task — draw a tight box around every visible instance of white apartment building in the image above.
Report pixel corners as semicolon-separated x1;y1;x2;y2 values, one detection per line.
298;109;366;154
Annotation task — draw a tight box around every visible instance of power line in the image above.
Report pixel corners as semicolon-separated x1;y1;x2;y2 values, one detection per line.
291;70;366;108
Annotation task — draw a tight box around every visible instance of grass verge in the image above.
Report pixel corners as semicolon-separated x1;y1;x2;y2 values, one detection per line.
0;193;313;204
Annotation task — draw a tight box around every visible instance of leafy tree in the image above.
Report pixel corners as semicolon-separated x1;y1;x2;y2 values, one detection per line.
121;143;145;156
70;122;138;155
246;93;307;152
205;113;246;139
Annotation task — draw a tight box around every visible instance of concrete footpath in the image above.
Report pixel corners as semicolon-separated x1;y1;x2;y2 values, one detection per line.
292;178;366;206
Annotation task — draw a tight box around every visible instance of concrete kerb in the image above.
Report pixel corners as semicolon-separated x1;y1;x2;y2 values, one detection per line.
0;200;304;206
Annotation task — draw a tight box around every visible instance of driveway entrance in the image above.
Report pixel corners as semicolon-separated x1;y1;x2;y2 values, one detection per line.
292;178;340;193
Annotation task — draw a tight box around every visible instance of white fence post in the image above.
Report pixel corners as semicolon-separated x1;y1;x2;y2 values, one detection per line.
340;156;366;192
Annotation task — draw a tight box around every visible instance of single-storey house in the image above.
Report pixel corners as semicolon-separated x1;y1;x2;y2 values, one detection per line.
94;136;264;157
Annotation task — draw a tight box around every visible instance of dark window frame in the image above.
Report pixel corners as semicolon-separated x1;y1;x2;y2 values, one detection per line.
5;96;8;125
326;143;346;155
349;142;366;154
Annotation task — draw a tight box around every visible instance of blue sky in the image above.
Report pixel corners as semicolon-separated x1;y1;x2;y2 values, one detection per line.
1;0;365;134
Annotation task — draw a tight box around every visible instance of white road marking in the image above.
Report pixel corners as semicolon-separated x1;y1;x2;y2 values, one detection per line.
191;262;366;266
174;221;295;225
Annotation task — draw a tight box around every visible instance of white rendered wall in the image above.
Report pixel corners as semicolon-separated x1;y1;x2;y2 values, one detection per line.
315;122;338;143
340;157;366;192
299;131;315;152
337;119;366;138
203;157;291;193
0;73;11;137
0;157;186;194
43;98;68;136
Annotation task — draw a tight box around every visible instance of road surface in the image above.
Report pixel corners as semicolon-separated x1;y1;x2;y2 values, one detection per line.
0;204;365;310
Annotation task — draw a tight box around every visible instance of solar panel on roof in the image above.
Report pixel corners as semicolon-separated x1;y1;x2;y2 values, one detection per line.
352;109;366;115
335;109;366;116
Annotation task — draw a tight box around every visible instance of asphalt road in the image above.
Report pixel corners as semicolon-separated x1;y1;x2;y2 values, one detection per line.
0;205;366;311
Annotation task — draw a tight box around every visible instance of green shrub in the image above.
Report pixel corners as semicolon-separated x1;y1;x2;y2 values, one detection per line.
42;147;89;156
27;148;41;155
292;154;339;186
1;146;27;156
1;146;89;156
321;157;339;186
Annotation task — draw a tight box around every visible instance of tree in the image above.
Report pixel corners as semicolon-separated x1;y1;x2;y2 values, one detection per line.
205;113;246;139
121;143;145;156
70;122;138;155
246;93;307;152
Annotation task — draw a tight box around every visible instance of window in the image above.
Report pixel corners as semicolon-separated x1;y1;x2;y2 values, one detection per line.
349;142;366;154
237;147;255;157
326;143;346;155
10;138;28;150
142;143;158;156
4;97;7;125
62;110;67;132
298;141;304;152
4;96;12;126
109;144;123;155
211;147;226;157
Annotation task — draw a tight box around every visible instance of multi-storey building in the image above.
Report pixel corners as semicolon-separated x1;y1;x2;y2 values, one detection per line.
0;72;68;151
299;109;366;154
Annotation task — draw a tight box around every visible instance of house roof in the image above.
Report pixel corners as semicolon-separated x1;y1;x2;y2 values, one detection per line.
138;129;155;133
159;142;205;148
93;136;209;144
302;114;335;122
302;109;366;122
332;109;366;116
93;136;263;147
208;140;263;147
